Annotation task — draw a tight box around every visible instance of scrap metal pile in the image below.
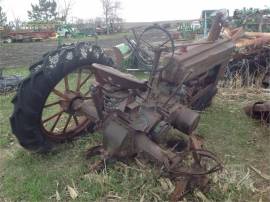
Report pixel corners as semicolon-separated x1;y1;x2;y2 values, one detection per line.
10;12;235;200
244;101;270;124
224;28;270;124
223;27;270;88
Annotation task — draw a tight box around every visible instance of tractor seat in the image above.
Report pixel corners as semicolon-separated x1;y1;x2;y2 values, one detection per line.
92;63;148;92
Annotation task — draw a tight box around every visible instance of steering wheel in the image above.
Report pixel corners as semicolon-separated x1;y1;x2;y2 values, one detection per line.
136;25;175;71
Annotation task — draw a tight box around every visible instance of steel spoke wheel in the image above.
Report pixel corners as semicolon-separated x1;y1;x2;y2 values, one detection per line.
10;42;114;152
136;25;175;71
41;68;95;140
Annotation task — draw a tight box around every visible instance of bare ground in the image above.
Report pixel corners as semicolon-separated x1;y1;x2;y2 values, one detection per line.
0;36;125;69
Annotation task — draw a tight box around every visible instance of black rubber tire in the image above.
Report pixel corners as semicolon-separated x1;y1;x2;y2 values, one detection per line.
10;42;113;152
29;43;104;72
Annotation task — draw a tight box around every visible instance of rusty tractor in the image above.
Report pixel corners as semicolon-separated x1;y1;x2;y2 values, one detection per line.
10;12;233;200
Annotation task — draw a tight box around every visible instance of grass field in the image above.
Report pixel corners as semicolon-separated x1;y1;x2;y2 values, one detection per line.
0;32;129;69
0;67;270;201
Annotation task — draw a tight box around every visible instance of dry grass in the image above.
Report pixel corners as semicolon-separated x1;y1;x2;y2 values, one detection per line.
221;70;269;89
0;67;270;201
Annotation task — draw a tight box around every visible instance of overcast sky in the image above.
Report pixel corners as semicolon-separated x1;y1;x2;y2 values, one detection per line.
2;0;270;22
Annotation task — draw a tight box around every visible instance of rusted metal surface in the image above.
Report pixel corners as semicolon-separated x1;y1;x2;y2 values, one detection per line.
67;13;233;199
14;11;232;200
162;39;234;84
244;101;270;123
6;30;56;42
223;27;270;88
207;12;224;41
245;32;270;38
154;13;234;110
40;67;96;141
235;36;270;48
223;27;245;41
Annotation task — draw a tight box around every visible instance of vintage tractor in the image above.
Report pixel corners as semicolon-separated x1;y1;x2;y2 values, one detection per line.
10;12;233;200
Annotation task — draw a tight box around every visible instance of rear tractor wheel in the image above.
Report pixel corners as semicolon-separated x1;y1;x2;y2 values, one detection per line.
10;42;113;152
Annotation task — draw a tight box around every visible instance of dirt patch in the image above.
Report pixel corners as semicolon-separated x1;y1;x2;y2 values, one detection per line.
0;27;177;69
0;37;125;69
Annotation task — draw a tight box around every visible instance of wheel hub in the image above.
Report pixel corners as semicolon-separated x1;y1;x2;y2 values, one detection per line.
59;91;83;115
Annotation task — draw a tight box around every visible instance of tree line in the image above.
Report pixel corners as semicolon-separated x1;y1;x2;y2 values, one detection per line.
0;0;122;34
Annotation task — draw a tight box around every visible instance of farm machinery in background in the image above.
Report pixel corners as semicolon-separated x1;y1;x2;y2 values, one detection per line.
56;24;96;38
2;22;58;43
177;20;201;40
10;12;233;201
222;8;270;88
1;21;94;43
176;9;228;41
232;8;270;32
56;24;77;38
5;29;56;43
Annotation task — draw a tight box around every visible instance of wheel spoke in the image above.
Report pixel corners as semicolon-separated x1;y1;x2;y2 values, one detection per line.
52;89;67;99
140;49;154;62
83;96;92;100
159;38;171;48
79;73;92;89
84;88;92;96
76;69;82;92
73;115;79;126
44;101;60;108
50;112;63;132
64;76;70;91
42;67;95;136
141;38;154;49
63;114;72;133
43;110;64;124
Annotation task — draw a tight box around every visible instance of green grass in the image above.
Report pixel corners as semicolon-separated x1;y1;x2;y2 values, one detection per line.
59;32;130;45
0;67;270;201
198;90;270;201
0;68;28;147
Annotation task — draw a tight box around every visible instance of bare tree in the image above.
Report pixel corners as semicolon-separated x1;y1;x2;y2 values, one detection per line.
109;1;122;32
57;0;74;22
100;0;121;34
101;0;112;34
13;17;22;30
0;6;7;26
